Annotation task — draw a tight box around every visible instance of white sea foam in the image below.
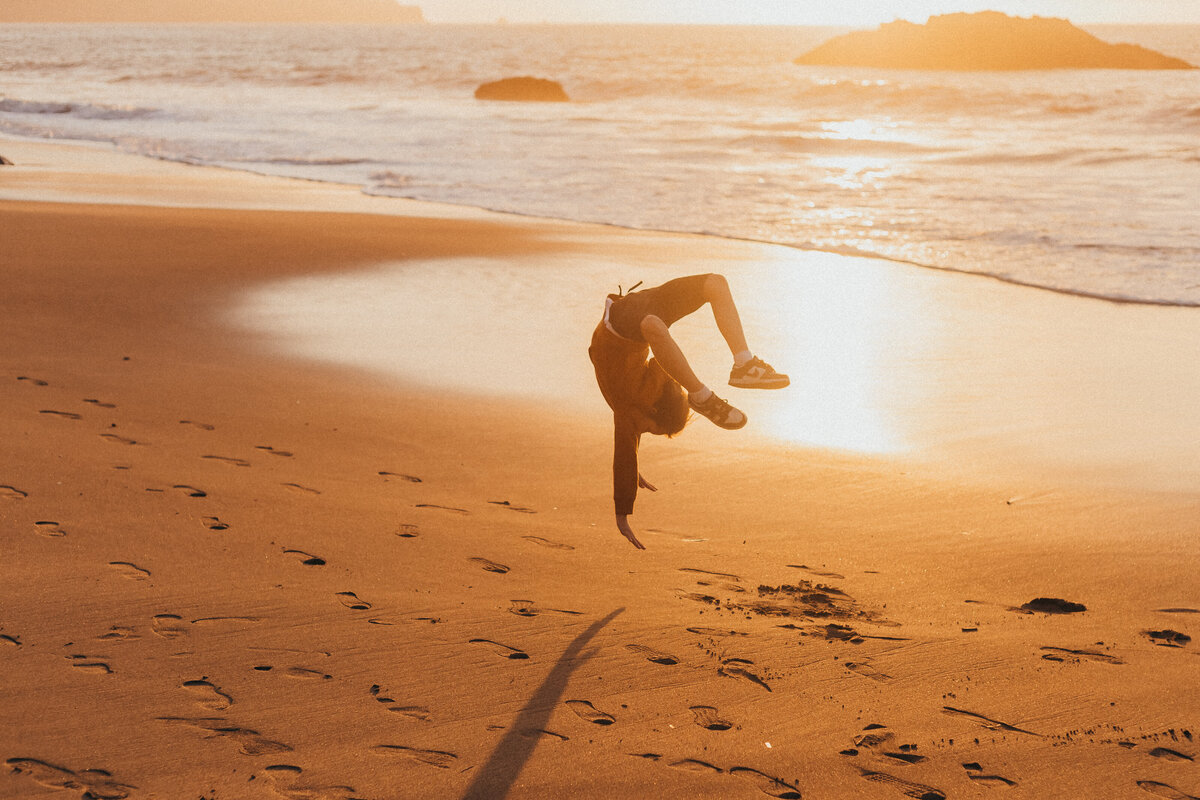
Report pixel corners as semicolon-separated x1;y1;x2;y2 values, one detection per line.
2;23;1197;304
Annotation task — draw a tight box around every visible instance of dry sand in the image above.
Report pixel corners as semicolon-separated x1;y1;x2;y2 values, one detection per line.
2;137;1198;800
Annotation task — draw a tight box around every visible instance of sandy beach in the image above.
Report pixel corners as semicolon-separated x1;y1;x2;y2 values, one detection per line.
2;136;1198;800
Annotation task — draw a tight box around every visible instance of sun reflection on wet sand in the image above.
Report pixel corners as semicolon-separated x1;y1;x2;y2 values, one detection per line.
235;245;1200;490
723;252;920;455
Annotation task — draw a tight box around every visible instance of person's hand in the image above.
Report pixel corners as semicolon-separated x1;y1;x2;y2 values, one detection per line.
616;514;646;550
637;473;657;492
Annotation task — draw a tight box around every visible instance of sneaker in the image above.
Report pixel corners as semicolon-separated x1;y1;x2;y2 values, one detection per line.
689;392;747;430
729;356;790;389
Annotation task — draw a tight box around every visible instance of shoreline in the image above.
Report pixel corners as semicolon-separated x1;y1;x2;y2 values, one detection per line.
2;135;1198;799
5;132;1199;310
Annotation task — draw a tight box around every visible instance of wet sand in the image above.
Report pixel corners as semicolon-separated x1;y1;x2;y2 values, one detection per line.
1;137;1198;800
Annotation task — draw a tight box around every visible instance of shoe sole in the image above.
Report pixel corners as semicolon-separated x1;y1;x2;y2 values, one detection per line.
729;376;790;389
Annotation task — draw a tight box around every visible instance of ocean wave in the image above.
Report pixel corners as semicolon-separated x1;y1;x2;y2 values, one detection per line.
0;97;159;121
248;156;371;166
730;133;939;157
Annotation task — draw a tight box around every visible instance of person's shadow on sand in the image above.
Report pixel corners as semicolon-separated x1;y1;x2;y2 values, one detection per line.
460;608;624;800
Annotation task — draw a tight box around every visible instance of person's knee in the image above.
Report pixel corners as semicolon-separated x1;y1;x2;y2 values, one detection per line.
639;314;670;342
703;273;730;299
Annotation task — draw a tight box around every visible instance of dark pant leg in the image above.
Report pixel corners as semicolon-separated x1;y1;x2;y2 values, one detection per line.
608;274;712;342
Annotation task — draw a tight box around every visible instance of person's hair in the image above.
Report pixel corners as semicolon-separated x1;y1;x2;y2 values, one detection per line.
649;377;690;437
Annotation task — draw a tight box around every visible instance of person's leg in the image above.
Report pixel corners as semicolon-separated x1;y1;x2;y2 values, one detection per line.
639;315;704;393
701;273;751;360
640;313;747;431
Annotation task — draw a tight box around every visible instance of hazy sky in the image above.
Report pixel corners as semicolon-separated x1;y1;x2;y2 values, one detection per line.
415;0;1200;25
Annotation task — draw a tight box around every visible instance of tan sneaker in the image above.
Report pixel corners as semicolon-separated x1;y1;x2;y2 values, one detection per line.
729;356;789;389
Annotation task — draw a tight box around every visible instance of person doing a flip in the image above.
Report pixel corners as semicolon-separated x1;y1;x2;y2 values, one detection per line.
588;273;789;549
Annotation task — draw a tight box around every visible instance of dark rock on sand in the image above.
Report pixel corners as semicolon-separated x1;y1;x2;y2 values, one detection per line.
1021;597;1087;614
474;76;569;103
794;11;1197;71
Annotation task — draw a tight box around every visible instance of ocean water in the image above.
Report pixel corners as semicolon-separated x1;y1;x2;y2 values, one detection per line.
2;23;1198;305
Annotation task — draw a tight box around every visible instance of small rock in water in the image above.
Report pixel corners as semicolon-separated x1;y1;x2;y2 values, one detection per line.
474;76;569;102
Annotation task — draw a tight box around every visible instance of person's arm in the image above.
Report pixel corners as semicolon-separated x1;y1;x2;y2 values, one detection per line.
612;414;645;549
616;513;645;550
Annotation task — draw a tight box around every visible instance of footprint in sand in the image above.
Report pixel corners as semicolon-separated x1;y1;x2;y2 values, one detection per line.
729;767;802;798
520;728;569;742
372;744;458;769
396;523;420;538
1138;781;1200;800
2;633;22;647
283;548;326;566
283;482;321;495
1040;646;1124;664
192;616;261;628
6;757;135;800
97;625;138;641
521;535;574;550
256;445;294;457
183;679;233;711
248;665;330;679
34;520;66;537
679;567;742;583
788;564;846;580
470;638;529;660
39;409;82;420
152;614;190;639
180;419;216;430
280;666;332;680
371;687;433;721
415;503;468;514
669;758;722;774
83;398;117;409
860;770;946;800
488;499;536;514
844;660;892;683
690;706;732;731
201;516;230;531
100;433;141;445
1149;748;1195;762
625;643;679;665
108;561;151;581
718;659;771;692
687;626;748;638
261;764;359;800
1;485;28;499
335;591;372;611
16;375;49;386
565;699;615;725
202;454;251;467
158;717;292;756
468;557;510;574
1145;630;1191;648
68;655;113;674
942;706;1040;736
173;484;208;498
508;600;582;618
379;470;421;482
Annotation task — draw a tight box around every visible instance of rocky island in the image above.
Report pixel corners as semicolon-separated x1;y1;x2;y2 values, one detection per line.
474;77;569;102
795;11;1196;71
